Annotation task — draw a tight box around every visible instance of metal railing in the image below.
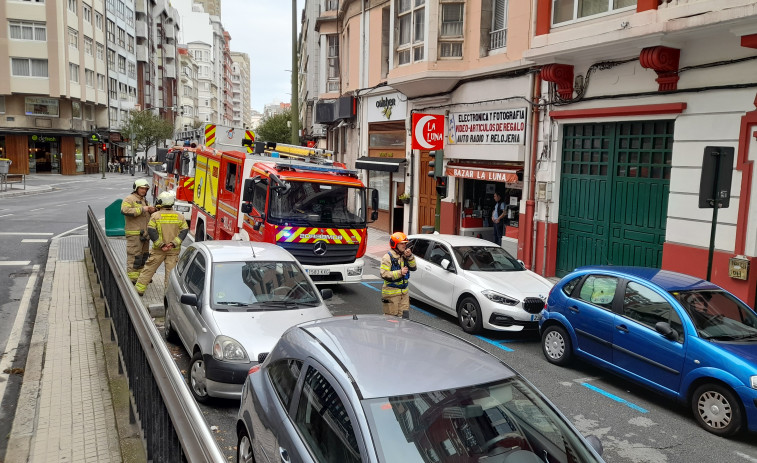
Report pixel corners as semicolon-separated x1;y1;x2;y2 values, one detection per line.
87;207;226;463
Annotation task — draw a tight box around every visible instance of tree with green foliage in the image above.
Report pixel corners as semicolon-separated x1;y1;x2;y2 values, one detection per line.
121;110;175;158
255;109;292;144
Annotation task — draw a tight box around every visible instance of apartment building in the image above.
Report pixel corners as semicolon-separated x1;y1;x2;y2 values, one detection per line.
222;30;233;126
0;0;110;175
177;45;200;135
104;0;138;163
188;41;214;123
230;51;251;128
520;0;757;306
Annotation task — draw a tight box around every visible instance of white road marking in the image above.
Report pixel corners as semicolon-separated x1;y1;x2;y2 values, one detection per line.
0;232;54;236
0;214;12;218
22;239;49;243
0;261;31;266
28;208;44;212
0;265;40;404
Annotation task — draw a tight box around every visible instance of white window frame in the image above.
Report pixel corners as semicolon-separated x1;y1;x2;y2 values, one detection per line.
439;1;463;59
68;28;79;49
11;57;48;77
97;73;106;90
85;69;95;87
95;11;103;30
69;63;80;83
84;36;93;55
0;96;5;114
395;0;425;66
9;20;47;41
96;43;104;60
490;0;508;51
326;34;340;93
552;0;636;27
325;0;338;11
83;3;92;22
68;0;77;14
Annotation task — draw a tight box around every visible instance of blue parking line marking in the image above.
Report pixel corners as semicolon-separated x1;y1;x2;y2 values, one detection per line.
475;336;514;352
581;382;648;413
361;282;436;317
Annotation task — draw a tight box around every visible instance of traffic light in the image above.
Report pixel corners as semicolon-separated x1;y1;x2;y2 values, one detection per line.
435;176;448;198
428;149;444;178
101;142;107;152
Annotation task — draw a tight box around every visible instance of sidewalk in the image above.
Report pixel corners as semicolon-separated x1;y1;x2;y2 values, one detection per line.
0;183;51;199
6;237;123;463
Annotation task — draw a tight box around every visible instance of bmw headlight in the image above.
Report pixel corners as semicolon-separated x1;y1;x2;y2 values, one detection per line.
751;376;757;390
212;335;249;362
482;290;519;306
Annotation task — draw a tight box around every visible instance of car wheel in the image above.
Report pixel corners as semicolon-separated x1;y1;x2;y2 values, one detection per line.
237;427;255;463
542;325;572;366
691;383;743;436
164;305;178;343
189;351;211;404
458;296;483;334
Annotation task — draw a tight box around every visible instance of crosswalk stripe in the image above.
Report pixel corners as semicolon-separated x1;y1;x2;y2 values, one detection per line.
0;261;31;266
22;239;49;243
0;232;54;236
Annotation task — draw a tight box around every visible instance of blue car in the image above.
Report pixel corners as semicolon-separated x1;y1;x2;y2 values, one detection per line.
539;266;757;437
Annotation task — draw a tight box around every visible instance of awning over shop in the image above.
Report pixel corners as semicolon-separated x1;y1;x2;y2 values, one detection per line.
355;156;407;172
445;162;519;183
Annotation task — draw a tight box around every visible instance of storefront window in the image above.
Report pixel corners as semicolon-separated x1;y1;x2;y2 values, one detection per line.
460;180;521;229
0;136;5;158
72;101;81;119
87;144;96;164
369;132;405;148
75;137;84;173
25;97;59;117
369;171;391;210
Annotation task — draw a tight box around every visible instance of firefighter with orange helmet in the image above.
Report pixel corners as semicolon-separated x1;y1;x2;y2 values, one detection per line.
135;192;188;296
121;178;157;283
380;232;416;317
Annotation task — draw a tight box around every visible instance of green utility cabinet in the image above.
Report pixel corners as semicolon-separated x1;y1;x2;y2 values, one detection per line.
105;200;125;236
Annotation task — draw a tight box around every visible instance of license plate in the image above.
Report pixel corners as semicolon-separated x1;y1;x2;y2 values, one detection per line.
531;314;542;322
306;269;330;276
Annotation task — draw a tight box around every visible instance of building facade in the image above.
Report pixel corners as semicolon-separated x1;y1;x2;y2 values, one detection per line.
230;51;251;129
188;41;214;124
0;0;110;175
177;45;200;136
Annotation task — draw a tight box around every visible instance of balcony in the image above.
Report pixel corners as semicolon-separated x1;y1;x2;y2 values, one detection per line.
525;0;757;64
163;44;176;59
164;64;176;79
165;26;175;40
136;19;147;39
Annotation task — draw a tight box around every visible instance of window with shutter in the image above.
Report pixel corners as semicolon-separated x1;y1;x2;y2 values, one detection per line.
490;0;507;50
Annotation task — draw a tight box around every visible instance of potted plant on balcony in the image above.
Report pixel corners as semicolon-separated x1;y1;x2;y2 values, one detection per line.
398;192;411;204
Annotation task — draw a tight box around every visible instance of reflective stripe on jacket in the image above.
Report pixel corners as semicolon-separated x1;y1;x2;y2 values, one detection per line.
380;250;416;296
147;209;189;249
121;192;150;234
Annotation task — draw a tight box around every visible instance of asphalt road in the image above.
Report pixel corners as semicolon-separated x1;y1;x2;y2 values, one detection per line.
0;172;147;460
153;256;757;463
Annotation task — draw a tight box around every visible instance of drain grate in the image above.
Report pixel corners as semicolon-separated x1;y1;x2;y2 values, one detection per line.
58;236;88;261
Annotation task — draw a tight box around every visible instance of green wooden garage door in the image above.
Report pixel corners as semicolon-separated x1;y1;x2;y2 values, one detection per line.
556;121;673;276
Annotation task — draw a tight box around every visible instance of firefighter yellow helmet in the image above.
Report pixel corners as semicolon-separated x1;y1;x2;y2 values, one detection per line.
389;232;409;249
157;191;175;207
133;178;149;191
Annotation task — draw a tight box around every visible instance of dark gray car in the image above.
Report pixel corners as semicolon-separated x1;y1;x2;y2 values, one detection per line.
236;315;605;462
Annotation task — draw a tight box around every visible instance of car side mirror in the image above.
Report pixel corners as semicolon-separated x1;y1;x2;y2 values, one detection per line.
655;321;678;341
585;435;603;456
370;210;379;222
180;293;199;309
371;188;379;211
242;178;254;202
440;258;455;272
320;288;333;300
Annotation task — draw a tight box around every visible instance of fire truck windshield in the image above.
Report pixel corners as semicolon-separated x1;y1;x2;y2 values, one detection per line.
269;181;366;227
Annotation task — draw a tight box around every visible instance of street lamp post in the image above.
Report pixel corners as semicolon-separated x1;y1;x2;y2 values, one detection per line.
291;0;300;145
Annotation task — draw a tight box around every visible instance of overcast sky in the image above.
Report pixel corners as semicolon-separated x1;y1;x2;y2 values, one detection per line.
221;0;305;113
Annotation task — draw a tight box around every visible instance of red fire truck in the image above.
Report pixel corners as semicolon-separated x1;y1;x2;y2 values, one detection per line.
190;141;378;283
151;145;205;222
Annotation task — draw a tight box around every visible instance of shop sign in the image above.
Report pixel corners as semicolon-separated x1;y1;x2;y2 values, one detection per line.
446;166;519;184
109;133;122;142
366;92;407;122
30;134;57;143
411;113;445;150
448;108;527;145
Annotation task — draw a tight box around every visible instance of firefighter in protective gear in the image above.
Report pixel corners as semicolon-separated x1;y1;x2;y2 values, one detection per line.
380;232;416;317
135;192;188;296
121;178;157;283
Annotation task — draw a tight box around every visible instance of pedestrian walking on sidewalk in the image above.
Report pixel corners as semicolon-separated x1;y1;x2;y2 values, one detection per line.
135;192;188;296
121;178;156;283
380;232;416;318
492;191;506;246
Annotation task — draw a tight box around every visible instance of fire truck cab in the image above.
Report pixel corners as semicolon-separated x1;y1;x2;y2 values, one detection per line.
190;141;379;284
151;145;203;222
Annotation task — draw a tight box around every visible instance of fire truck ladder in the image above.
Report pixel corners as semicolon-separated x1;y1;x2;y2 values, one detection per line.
243;140;334;164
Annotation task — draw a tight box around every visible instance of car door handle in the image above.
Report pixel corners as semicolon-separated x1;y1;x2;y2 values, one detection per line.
615;324;629;333
568;306;579;313
279;447;290;463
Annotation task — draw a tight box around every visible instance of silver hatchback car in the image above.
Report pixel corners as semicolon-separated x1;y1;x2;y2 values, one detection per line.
236;315;605;463
164;241;332;403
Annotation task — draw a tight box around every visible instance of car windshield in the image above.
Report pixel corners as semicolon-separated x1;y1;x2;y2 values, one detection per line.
671;290;757;341
210;261;320;310
453;246;524;272
269;181;366;227
362;377;601;463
